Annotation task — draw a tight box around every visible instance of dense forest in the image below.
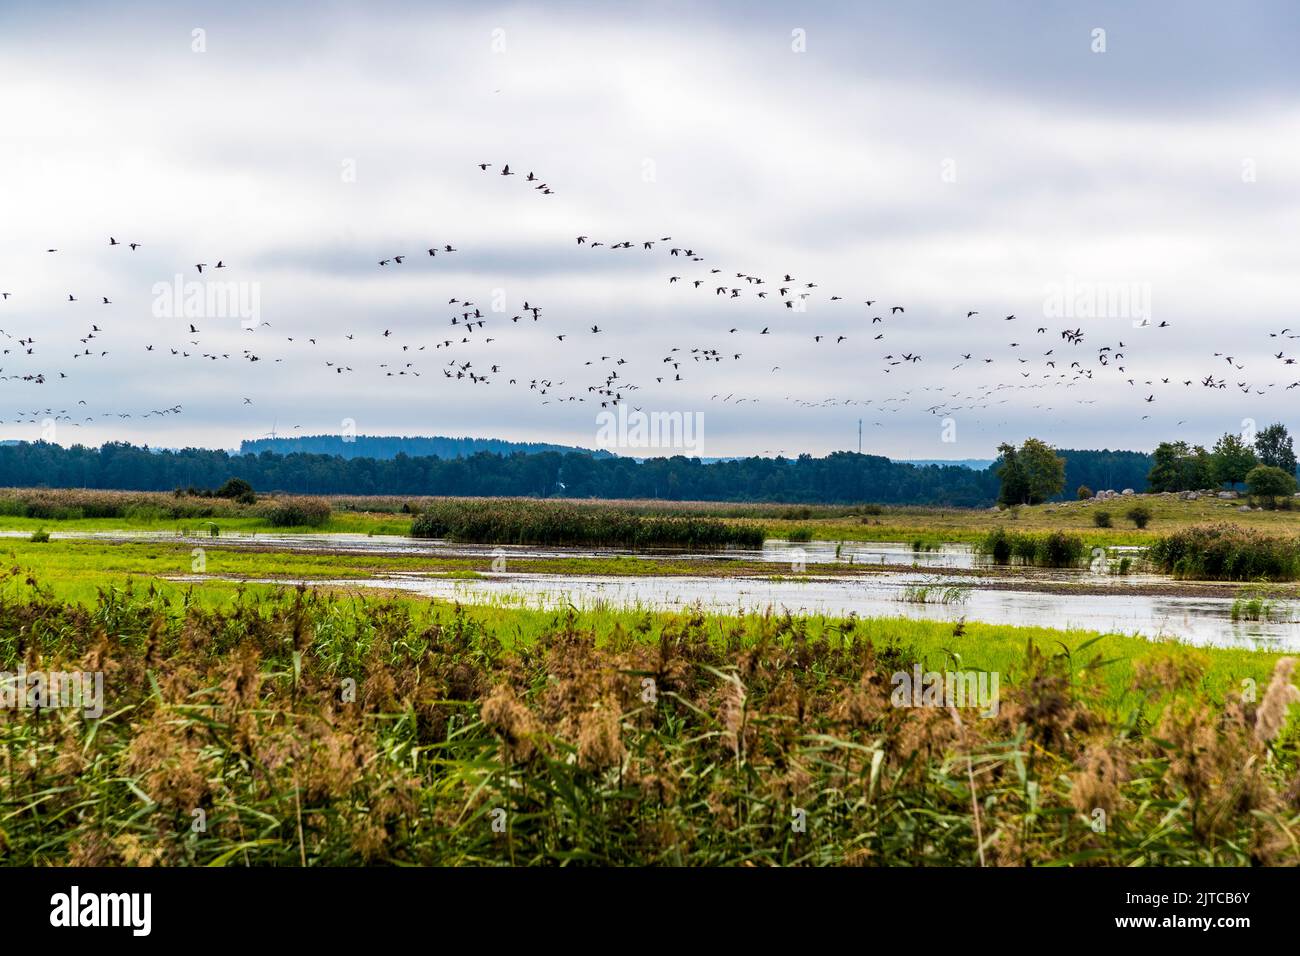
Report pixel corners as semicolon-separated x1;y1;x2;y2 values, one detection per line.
0;441;1158;505
239;434;612;460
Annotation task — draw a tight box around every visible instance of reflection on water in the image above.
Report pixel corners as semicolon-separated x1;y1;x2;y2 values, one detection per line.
757;539;982;567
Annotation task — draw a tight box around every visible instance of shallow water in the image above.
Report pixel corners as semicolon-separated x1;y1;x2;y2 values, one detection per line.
176;568;1300;651
3;528;1120;570
18;528;1298;649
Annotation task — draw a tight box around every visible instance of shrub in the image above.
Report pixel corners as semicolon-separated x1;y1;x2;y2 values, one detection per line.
980;528;1013;563
1125;505;1152;529
1245;465;1297;502
1093;511;1112;528
1076;485;1093;500
215;477;257;504
29;528;50;543
262;497;332;527
1011;534;1039;563
1148;523;1300;580
1040;531;1086;568
975;529;1085;568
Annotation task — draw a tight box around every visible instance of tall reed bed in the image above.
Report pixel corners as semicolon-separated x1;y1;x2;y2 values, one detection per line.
0;488;249;521
975;529;1088;568
409;498;763;547
260;497;333;527
1;579;1297;866
0;488;332;527
1148;523;1300;581
333;494;878;520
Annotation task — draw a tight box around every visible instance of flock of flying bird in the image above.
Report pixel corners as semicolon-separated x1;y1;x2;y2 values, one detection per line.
2;161;1297;439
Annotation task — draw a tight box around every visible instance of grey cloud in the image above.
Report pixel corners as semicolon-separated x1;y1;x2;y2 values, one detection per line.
1;1;1296;459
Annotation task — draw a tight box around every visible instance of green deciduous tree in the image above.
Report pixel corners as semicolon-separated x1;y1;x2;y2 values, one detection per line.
1146;441;1212;492
1254;423;1298;477
1245;464;1297;502
215;477;255;502
1211;433;1258;489
996;438;1065;506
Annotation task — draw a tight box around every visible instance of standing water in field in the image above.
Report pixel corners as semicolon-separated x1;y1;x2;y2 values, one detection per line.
28;529;1297;649
3;529;995;568
187;568;1300;651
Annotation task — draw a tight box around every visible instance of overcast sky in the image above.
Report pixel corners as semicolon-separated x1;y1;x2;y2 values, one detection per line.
1;1;1298;460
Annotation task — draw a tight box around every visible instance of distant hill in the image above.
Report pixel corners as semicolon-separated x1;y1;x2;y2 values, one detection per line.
239;434;614;460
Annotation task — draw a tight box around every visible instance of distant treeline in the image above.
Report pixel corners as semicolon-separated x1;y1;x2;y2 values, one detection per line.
0;441;1156;506
1051;449;1156;497
239;434;612;460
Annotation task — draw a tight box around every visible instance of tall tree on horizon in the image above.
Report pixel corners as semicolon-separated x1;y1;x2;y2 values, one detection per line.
1211;432;1258;489
996;438;1065;506
1254;422;1298;477
1147;440;1213;492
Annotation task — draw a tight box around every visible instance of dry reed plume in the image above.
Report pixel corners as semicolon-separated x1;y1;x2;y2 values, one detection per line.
1;577;1298;866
